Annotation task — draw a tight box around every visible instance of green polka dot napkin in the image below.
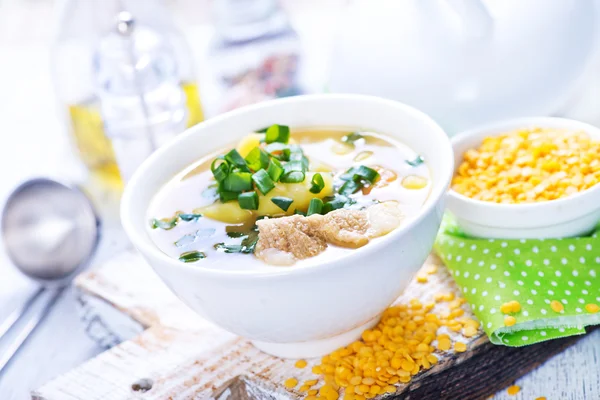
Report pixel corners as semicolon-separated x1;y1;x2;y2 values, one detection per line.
434;215;600;347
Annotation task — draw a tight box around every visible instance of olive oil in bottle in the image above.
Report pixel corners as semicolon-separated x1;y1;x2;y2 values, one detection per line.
67;82;203;186
52;0;203;187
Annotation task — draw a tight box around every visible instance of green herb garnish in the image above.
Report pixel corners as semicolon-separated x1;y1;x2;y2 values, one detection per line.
264;142;291;161
151;212;203;230
222;172;253;192
342;132;364;144
406;155;424;167
178;251;206;263
310;173;325;194
307;198;324;216
214;231;258;254
353;165;379;183
339;179;362;195
174;234;196;248
265;124;290;144
245;147;270;172
224;149;250;172
238;191;259;210
151;217;178;230
280;171;305;183
271;196;294;212
337;165;379;195
267;158;283;182
219;190;239;203
179;213;203;222
210;157;230;182
252;169;275;195
226;231;247;238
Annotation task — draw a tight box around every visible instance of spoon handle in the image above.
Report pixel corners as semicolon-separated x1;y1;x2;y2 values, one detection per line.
0;287;44;341
0;288;62;375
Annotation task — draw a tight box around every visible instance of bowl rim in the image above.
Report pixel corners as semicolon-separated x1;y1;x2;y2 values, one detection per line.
121;94;454;279
447;116;600;211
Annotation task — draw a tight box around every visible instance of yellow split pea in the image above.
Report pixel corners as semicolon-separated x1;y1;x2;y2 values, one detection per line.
283;293;481;399
452;127;600;203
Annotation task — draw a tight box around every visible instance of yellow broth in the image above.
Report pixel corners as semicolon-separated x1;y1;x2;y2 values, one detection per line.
147;128;431;270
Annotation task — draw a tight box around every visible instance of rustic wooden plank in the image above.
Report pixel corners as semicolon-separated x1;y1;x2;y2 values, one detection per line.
33;251;590;400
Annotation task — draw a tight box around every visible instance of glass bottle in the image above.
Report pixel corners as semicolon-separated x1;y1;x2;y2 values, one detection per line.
51;0;203;187
206;0;304;116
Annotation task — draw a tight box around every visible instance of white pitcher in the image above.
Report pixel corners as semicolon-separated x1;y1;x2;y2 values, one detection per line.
328;0;598;134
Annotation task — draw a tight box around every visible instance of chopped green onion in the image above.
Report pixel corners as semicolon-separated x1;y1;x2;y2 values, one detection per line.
310;173;325;194
280;171;305;183
196;228;216;238
340;166;359;181
226;231;247;238
353;165;379;183
179;213;203;222
342;132;364;144
238;191;259;210
267;158;283;182
174;234;197;248
255;126;269;133
252;169;275;195
179;251;206;263
307;198;324;215
323;195;350;212
271;196;294;212
151;217;178;230
406;155;425;167
210;157;230;182
283;160;306;175
339;179;362;195
340;165;377;182
214;231;258;254
222;172;253;192
219;189;239;202
214;243;243;253
265;124;290;144
264;143;290;161
245;147;270;172
294;209;306;216
224;149;250;172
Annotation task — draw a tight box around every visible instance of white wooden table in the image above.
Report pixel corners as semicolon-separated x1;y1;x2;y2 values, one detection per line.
0;1;599;399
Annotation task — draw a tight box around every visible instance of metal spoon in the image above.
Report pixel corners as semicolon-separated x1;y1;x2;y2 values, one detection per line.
0;178;100;374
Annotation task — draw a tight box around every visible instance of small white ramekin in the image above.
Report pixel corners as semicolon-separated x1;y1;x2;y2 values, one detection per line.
121;94;453;358
447;117;600;239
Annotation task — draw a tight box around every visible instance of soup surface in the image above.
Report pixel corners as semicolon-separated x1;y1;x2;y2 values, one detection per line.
147;127;431;271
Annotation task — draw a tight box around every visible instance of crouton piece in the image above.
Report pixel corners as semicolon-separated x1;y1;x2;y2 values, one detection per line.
255;201;404;265
366;201;404;238
318;209;370;248
255;215;327;265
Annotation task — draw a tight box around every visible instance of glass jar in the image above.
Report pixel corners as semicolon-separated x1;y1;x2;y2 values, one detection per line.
51;0;203;187
206;0;304;115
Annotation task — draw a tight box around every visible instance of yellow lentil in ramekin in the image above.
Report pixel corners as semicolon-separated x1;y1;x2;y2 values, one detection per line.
452;128;600;204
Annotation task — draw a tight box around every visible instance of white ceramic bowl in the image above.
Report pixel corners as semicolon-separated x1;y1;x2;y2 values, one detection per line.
121;94;453;358
448;117;600;239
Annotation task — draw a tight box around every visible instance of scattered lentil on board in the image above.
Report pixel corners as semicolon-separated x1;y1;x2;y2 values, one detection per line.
284;292;479;400
506;384;521;395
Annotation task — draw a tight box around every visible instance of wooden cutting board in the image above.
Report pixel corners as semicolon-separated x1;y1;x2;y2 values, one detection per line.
32;251;590;400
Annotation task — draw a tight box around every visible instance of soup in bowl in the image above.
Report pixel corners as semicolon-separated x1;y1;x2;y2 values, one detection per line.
122;95;453;358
